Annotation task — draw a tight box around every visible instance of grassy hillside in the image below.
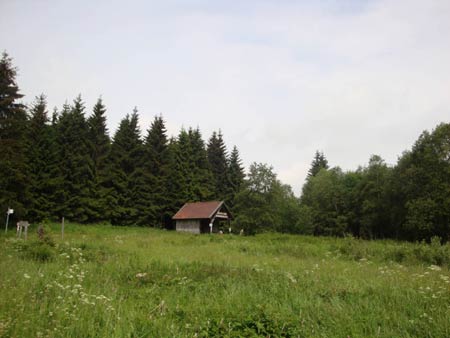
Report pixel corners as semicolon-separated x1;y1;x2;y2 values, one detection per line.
0;224;449;337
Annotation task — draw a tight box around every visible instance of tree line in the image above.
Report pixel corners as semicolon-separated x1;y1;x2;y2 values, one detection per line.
1;52;449;241
0;52;245;227
233;127;450;242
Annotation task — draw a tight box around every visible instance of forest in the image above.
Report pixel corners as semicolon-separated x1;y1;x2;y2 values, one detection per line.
1;51;449;242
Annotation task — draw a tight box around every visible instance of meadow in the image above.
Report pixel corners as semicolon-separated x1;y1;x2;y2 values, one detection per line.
0;224;449;338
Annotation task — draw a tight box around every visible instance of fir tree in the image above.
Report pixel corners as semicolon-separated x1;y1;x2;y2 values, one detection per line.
301;151;329;206
307;150;329;178
164;127;216;223
56;96;94;222
141;115;169;226
87;97;111;222
228;145;245;205
189;127;214;201
164;136;190;227
207;130;230;200
0;52;29;219
107;108;144;225
25;95;60;221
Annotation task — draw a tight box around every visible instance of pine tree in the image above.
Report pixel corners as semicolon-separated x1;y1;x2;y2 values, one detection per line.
207;130;230;200
228;145;245;205
87;97;110;222
0;52;29;219
25;95;60;221
56;96;95;222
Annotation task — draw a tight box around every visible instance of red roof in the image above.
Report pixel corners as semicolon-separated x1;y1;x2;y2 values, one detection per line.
172;201;224;220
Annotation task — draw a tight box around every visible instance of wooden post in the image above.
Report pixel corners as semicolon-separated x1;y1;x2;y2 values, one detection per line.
5;212;10;234
18;222;22;238
210;216;217;234
24;223;28;240
61;217;65;240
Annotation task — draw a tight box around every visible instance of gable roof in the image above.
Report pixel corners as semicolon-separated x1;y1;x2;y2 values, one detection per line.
172;201;226;220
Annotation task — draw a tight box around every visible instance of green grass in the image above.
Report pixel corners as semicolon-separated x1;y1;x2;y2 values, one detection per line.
0;223;449;337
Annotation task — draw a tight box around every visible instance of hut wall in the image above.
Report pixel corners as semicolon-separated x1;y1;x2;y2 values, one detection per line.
176;219;201;234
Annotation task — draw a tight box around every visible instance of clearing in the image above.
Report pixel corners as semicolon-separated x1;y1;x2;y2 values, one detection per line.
0;224;449;337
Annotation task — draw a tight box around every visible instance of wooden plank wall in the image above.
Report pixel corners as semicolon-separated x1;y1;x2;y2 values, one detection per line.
176;219;201;234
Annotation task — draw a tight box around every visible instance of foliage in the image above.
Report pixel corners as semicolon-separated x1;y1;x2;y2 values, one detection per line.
87;97;111;222
56;96;95;222
1;51;450;242
25;95;60;221
227;145;245;208
105;109;144;225
207;130;230;201
234;163;301;234
0;52;28;220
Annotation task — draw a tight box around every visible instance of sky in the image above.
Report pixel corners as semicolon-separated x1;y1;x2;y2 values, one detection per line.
1;0;449;195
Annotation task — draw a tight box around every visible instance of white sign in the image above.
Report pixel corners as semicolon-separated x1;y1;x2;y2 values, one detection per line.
7;209;14;215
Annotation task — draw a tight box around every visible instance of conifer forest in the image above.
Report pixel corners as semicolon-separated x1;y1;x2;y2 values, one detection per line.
1;51;449;242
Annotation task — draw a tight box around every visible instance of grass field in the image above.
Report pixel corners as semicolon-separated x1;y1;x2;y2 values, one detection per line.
0;224;449;337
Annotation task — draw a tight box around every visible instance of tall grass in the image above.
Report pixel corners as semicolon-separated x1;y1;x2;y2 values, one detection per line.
0;223;449;337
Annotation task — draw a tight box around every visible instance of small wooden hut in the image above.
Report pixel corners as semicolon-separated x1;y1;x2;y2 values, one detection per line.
172;201;232;234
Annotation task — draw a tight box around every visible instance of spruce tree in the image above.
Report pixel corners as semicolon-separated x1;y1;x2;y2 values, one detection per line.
0;52;29;219
163;127;215;227
207;130;230;200
141;115;169;226
301;151;329;206
56;96;95;222
164;136;190;226
87;97;111;222
307;150;329;178
228;145;245;205
26;95;60;221
189;127;214;201
106;108;144;225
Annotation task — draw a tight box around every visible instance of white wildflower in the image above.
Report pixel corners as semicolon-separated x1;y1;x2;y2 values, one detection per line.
135;272;147;278
286;272;297;283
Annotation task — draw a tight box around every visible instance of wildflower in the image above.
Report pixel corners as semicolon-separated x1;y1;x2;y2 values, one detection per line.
428;265;441;271
23;273;30;279
135;272;147;278
286;272;297;283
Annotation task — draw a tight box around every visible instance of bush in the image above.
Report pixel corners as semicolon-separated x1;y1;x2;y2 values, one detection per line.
338;235;369;260
13;240;55;262
192;312;300;337
37;224;55;247
26;242;55;261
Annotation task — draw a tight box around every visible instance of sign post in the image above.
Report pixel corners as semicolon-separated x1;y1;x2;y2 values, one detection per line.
5;208;13;234
61;217;65;240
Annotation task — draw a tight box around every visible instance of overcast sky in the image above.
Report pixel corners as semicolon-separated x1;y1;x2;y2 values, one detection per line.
1;0;449;194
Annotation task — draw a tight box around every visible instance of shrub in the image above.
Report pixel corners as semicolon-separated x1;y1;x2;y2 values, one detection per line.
37;224;55;247
14;240;55;262
192;312;300;337
338;235;369;260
